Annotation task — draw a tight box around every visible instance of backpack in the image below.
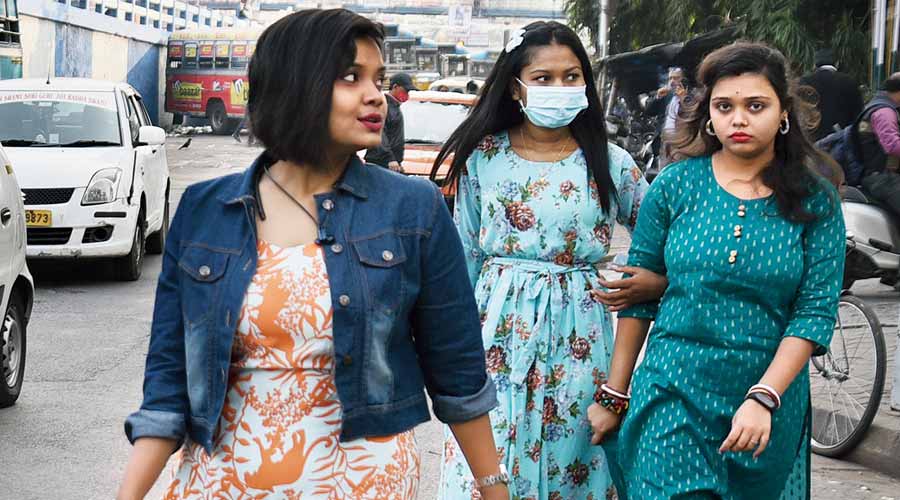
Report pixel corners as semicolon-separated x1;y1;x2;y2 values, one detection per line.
816;125;864;185
816;100;897;186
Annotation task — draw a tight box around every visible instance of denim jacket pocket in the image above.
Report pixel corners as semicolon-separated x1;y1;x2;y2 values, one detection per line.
352;232;408;310
178;244;231;326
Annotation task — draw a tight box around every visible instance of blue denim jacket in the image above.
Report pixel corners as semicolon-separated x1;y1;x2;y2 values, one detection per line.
125;153;496;454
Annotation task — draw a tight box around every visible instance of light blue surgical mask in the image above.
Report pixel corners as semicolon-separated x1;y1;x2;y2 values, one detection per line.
516;78;588;129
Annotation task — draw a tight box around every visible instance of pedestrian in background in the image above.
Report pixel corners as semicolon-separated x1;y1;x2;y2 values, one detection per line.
364;72;413;172
646;67;689;168
117;9;507;500
433;21;667;499
591;42;844;499
800;48;864;141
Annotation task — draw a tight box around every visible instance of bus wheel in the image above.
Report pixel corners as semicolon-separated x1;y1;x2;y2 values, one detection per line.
207;101;232;135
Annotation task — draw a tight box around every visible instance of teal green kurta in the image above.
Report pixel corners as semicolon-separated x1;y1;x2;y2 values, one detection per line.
608;156;845;499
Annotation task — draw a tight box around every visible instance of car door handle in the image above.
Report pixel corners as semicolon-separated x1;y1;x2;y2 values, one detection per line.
0;208;11;226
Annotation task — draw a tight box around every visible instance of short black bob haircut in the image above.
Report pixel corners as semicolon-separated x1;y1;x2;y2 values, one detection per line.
248;9;384;166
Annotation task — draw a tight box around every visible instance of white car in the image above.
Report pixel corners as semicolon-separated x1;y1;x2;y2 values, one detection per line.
0;143;34;407
0;78;170;281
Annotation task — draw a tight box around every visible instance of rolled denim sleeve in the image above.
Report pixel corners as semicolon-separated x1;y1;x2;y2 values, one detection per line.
412;181;497;423
124;187;192;448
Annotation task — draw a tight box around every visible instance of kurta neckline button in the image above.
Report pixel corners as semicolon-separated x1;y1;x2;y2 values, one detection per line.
382;250;394;262
199;265;211;278
322;199;334;210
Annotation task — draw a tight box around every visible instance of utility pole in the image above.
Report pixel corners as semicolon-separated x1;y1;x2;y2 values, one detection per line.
597;0;611;59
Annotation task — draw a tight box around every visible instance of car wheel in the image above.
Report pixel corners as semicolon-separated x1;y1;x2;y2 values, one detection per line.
0;293;26;408
116;211;145;281
146;190;169;255
207;101;235;135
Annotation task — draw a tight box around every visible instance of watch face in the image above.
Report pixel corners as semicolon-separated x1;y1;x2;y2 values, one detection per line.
751;391;776;410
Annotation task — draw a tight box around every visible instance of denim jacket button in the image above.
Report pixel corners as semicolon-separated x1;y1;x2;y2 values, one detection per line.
331;243;343;254
382;250;394;262
322;199;334;211
198;265;211;278
339;294;351;307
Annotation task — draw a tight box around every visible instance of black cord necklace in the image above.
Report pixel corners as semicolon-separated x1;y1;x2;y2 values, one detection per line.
262;164;335;245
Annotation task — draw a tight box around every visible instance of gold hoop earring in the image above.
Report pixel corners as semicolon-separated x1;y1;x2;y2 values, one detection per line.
705;119;716;136
779;117;790;135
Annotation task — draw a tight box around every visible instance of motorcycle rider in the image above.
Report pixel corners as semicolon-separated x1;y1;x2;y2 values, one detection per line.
855;74;900;412
644;67;688;167
858;73;900;219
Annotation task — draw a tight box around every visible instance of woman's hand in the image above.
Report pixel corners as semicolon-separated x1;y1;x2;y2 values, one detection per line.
479;484;510;500
593;266;668;312
719;399;772;459
588;402;622;445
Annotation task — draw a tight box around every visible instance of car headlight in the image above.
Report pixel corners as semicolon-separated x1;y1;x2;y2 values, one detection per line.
82;168;122;206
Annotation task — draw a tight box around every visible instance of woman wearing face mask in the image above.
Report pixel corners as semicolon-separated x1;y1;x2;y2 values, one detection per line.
432;22;668;499
117;10;507;500
589;42;844;499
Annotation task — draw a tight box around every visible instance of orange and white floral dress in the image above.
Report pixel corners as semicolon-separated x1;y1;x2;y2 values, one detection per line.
164;241;420;500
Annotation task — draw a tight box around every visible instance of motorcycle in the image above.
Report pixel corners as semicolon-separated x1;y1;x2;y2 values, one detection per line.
842;186;900;289
605;103;659;179
599;25;741;182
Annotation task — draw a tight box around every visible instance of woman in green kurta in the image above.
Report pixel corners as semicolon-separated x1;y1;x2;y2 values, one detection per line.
588;43;845;499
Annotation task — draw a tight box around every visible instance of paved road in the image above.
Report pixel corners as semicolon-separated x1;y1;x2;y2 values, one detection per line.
1;135;898;499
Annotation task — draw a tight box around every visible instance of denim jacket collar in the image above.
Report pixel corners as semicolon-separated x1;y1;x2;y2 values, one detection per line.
217;152;371;207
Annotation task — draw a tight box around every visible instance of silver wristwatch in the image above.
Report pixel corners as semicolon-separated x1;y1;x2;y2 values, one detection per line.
475;464;510;489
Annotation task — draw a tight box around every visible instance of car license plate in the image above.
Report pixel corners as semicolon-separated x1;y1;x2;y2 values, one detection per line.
25;210;52;227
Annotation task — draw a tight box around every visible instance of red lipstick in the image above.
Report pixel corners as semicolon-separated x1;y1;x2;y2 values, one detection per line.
359;113;384;132
729;132;752;143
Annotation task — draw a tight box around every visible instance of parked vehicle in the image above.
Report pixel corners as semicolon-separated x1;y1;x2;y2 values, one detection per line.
0;143;34;407
165;26;495;133
165;28;262;134
809;239;887;457
599;25;741;180
840;186;900;289
429;77;484;94
399;90;475;207
0;78;171;281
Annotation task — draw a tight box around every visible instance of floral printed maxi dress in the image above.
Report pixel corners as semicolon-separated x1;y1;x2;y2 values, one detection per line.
164;241;419;500
438;131;648;500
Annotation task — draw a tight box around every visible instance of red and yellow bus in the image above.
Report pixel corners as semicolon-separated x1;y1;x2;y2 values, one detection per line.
165;28;262;134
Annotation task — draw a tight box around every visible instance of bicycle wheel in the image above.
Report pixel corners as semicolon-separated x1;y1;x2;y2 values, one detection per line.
809;294;886;457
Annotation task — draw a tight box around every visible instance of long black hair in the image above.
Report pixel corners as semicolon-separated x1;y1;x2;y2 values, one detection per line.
668;42;842;222
431;21;615;212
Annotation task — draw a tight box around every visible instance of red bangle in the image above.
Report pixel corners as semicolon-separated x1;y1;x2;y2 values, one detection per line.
595;385;630;415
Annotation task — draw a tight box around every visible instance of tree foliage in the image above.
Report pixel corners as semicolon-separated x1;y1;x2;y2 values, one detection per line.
565;0;870;86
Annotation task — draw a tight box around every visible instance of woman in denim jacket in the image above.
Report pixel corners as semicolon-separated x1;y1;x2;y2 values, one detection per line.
117;9;507;500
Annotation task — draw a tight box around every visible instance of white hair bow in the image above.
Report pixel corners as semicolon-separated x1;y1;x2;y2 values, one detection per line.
505;28;526;53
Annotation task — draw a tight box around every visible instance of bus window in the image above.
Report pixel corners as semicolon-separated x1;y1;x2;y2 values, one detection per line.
167;43;184;70
417;54;436;72
231;43;249;69
183;43;198;69
214;42;230;69
198;42;214;69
